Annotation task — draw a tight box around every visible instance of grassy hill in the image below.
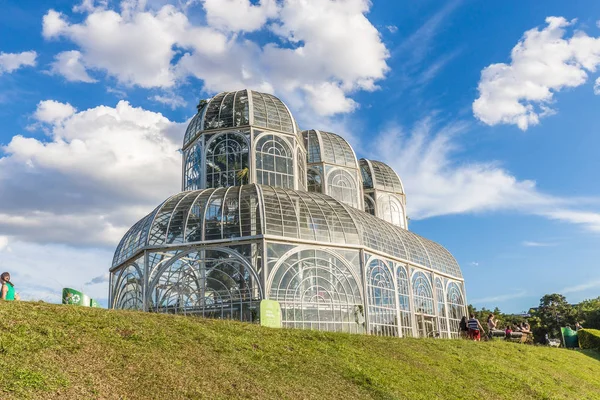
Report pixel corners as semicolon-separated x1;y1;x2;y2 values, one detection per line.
1;302;599;400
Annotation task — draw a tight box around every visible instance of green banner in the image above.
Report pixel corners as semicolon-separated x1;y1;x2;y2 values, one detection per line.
561;327;579;348
260;299;282;328
62;288;91;307
90;298;100;308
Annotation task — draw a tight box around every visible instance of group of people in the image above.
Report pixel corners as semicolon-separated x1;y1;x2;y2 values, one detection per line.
0;272;18;301
459;313;531;341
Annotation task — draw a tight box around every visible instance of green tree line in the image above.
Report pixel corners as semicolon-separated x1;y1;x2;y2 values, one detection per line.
469;293;600;343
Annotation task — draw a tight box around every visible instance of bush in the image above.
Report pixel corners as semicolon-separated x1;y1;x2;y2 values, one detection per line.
578;329;600;350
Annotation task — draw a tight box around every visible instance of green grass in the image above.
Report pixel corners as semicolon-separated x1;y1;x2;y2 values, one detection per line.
1;302;599;400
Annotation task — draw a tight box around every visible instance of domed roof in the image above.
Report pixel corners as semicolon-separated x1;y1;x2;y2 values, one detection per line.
360;158;405;193
183;90;299;149
303;130;359;168
113;185;461;279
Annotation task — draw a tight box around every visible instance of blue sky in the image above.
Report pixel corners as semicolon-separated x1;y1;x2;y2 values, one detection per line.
1;0;600;312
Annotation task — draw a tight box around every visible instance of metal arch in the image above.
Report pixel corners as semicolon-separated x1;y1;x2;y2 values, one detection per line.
203;129;250;154
147;245;263;300
164;191;197;245
266;244;365;301
181;189;208;242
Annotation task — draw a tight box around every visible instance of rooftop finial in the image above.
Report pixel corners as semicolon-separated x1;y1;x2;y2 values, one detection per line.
196;99;208;112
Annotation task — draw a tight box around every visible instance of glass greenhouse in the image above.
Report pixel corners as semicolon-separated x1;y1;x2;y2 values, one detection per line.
110;89;467;338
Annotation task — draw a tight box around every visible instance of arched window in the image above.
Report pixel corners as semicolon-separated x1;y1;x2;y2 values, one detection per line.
364;195;375;216
367;259;397;337
412;271;435;337
113;264;143;310
269;249;363;334
378;194;405;228
150;249;260;321
447;282;465;338
327;169;358;208
397;265;412;337
435;278;449;338
307;168;322;193
205;132;249;188
184;141;203;190
255;134;294;188
412;272;434;315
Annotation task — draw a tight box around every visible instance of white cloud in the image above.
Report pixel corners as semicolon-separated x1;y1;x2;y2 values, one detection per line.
86;273;109;285
42;0;389;116
150;93;186;109
202;0;278;32
594;77;600;95
373;119;600;231
522;241;556;247
33;100;77;123
50;50;97;83
0;100;182;247
0;50;37;74
386;25;398;34
561;279;600;294
469;261;479;267
473;17;600;130
0;236;9;252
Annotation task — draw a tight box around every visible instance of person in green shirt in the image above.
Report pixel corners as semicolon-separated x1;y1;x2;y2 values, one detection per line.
1;272;17;301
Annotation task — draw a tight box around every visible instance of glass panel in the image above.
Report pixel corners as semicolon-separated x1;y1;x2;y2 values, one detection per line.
366;258;398;337
205;131;249;188
269;248;364;334
255;134;294;189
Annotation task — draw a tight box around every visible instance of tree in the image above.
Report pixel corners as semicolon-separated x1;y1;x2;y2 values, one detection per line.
576;296;600;329
532;293;576;339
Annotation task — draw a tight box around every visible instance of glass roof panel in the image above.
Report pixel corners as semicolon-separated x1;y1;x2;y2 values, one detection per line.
114;185;461;278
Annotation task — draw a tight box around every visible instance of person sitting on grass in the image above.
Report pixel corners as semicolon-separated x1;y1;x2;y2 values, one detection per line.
505;325;512;340
468;314;485;341
1;272;18;301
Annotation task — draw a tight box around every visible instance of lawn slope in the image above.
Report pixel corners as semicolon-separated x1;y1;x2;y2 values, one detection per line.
1;302;599;400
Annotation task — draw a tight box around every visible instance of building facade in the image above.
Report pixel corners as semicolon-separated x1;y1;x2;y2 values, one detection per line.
110;89;467;338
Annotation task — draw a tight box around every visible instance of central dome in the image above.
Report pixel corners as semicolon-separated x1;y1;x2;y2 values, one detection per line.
183;89;300;149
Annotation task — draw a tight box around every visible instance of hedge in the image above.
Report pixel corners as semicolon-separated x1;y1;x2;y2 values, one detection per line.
578;329;600;350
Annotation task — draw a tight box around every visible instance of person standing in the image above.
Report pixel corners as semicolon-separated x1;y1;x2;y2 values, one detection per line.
468;313;485;341
1;272;17;301
487;314;497;339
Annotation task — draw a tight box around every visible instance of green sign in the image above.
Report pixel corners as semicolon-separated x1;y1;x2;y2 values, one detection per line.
62;288;91;307
260;299;282;328
561;327;579;348
90;298;100;308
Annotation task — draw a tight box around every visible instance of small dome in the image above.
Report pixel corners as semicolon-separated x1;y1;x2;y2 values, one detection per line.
360;159;405;193
183;89;299;149
303;130;359;168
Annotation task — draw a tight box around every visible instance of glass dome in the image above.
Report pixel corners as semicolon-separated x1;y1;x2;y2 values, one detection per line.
303;130;359;168
183;89;299;149
360;158;405;193
112;184;461;279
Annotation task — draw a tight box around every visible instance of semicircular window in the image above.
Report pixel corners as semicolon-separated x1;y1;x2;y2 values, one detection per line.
206;132;249;188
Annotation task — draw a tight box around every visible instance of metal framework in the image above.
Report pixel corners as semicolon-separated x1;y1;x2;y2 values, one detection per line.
110;89;468;338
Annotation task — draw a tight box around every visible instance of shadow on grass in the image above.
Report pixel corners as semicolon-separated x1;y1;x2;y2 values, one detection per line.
576;348;600;362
